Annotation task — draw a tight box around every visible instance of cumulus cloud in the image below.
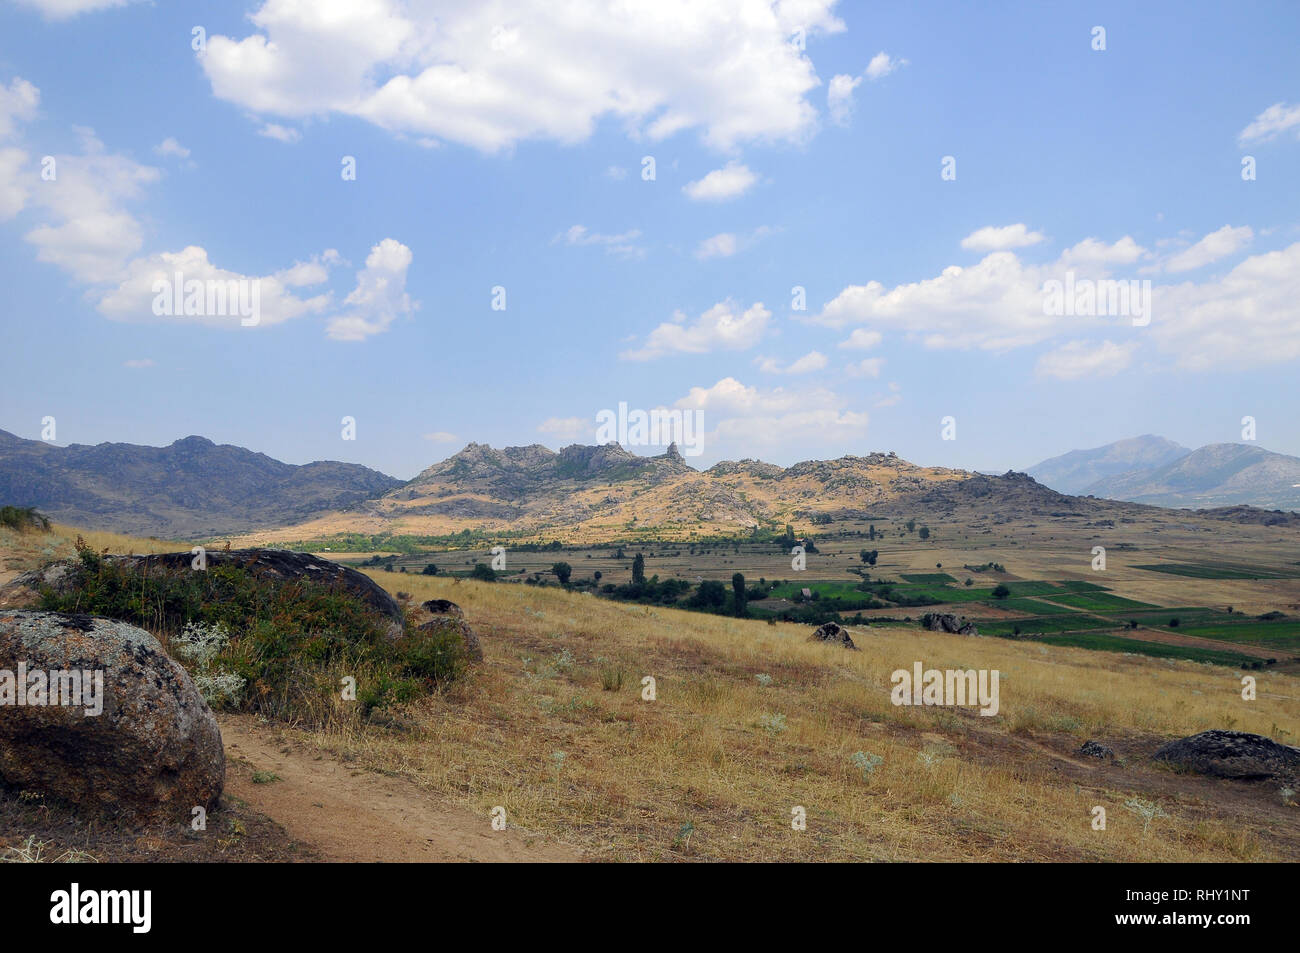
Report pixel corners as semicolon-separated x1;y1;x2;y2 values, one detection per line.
1034;339;1134;380
755;350;827;374
674;376;868;451
257;123;302;143
621;300;770;360
837;328;882;350
1238;102;1300;145
12;0;138;18
325;239;416;340
683;161;758;202
200;0;845;153
1162;224;1252;273
537;416;590;441
827;73;862;126
694;226;773;260
960;223;1046;252
0;78;39;139
153;137;190;159
845;357;884;378
864;51;907;80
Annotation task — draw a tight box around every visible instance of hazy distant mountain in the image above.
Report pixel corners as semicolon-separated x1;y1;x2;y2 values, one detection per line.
1081;443;1300;510
0;430;401;537
1026;435;1190;495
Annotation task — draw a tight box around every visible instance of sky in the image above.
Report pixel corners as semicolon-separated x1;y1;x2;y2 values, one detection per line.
0;0;1297;481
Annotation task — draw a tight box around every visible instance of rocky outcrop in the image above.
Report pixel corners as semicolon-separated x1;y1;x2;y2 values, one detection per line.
1153;730;1300;780
0;609;224;817
1079;740;1115;760
809;621;857;650
920;613;980;636
411;599;482;661
1;549;405;637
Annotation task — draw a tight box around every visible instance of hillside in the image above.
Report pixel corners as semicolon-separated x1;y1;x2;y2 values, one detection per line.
0;430;401;537
1027;435;1189;495
1083;443;1300;510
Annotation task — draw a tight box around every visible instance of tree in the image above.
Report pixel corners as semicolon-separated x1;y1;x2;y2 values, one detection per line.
732;572;747;617
906;519;916;534
868;524;877;541
919;527;930;540
860;549;870;564
471;563;496;582
992;584;1010;599
552;562;572;585
632;553;646;584
867;550;878;566
691;580;727;608
593;571;602;583
422;563;439;576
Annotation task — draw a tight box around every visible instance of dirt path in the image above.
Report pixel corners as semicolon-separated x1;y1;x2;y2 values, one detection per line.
220;716;581;863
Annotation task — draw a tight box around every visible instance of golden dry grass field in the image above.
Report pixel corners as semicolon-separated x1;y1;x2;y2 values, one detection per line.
280;569;1300;861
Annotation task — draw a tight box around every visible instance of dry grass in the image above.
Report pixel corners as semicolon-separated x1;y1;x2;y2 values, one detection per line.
282;572;1300;862
0;523;189;577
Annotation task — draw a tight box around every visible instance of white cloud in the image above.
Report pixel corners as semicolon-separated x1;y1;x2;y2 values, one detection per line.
153;137;190;159
837;328;882;350
257;123;302;144
0;78;39;138
674;376;868;451
683;161;758;202
827;73;861;126
1238;102;1300;145
1058;235;1145;267
12;0;138;19
845;357;884;378
755;350;827;375
97;244;333;329
122;358;154;368
201;0;845;153
325;238;416;340
422;431;459;442
1151;241;1300;370
621;300;770;360
1034;339;1134;380
695;232;738;260
1163;224;1252;273
537;416;589;441
874;381;902;407
864;51;907;80
960;223;1046;252
554;224;643;259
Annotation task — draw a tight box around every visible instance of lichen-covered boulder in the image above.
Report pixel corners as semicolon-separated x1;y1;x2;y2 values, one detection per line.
1153;730;1300;780
920;613;980;636
0;610;224;817
809;621;857;650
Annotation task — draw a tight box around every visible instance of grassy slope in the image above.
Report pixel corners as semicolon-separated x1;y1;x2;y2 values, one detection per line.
289;571;1300;861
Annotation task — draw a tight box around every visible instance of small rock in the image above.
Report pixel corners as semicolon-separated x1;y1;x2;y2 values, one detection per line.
1079;740;1115;760
412;599;482;661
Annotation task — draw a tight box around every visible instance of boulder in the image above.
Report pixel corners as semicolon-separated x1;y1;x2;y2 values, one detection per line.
412;599;482;661
920;612;980;636
0;609;224;817
0;549;405;637
1153;730;1300;780
809;621;857;650
1079;740;1115;760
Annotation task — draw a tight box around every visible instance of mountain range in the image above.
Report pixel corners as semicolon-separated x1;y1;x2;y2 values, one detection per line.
3;427;1297;540
1027;436;1300;510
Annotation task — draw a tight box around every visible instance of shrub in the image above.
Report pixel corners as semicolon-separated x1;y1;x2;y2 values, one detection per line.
0;506;51;533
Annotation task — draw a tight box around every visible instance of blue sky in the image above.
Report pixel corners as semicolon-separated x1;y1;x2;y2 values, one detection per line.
0;0;1297;480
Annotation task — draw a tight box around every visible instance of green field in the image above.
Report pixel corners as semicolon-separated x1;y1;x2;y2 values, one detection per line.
1047;592;1158;612
1036;632;1267;667
1176;621;1300;647
979;614;1111;637
900;572;957;584
998;597;1080;615
1132;563;1299;580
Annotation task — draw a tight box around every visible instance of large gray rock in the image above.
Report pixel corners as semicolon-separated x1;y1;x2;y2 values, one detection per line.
0;549;405;637
920;612;980;636
809;621;857;650
0;609;224;817
412;599;482;661
1153;730;1300;780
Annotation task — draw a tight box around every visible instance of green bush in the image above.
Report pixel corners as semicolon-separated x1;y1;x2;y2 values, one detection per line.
0;506;51;533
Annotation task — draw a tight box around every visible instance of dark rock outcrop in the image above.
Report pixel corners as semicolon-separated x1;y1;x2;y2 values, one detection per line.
1153;730;1300;780
1079;740;1115;760
920;612;980;636
809;621;857;650
0;609;224;817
